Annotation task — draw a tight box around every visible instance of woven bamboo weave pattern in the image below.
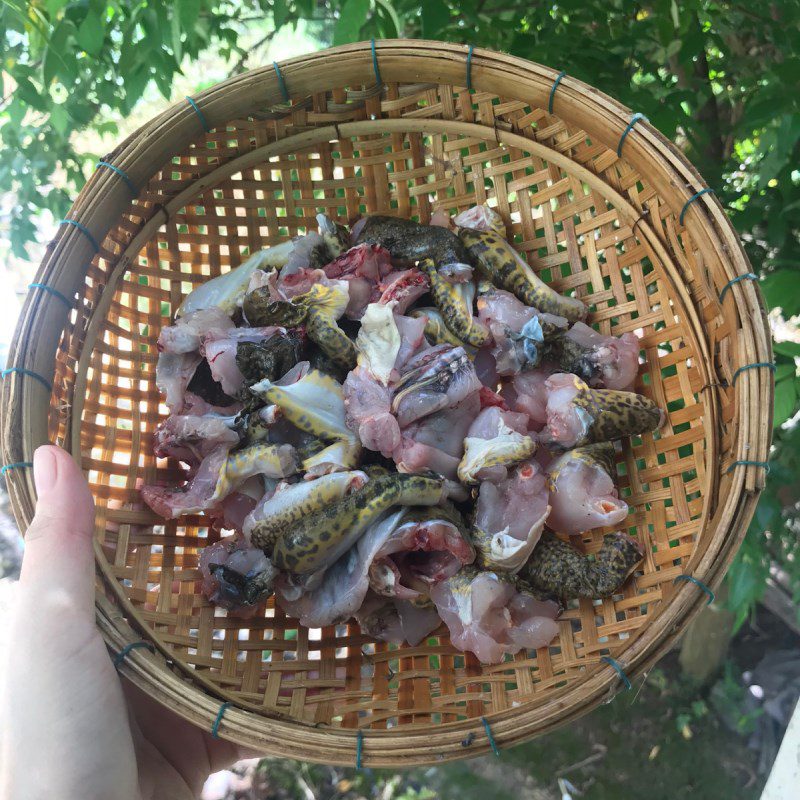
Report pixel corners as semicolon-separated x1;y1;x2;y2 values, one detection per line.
1;41;772;766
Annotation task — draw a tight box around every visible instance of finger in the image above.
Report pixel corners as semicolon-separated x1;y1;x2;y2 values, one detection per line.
18;445;96;619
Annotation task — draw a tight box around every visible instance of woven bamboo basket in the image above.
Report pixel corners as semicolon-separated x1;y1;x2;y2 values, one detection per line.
1;40;773;766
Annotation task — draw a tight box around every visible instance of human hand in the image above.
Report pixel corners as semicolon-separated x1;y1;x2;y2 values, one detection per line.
0;445;245;800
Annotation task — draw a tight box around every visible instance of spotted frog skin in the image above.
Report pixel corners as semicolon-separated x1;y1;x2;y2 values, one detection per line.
242;292;308;327
235;334;303;385
518;530;643;600
304;306;356;368
208;562;275;607
572;377;663;445
418;259;488;347
546;442;616;491
458;228;586;322
244;285;356;370
272;473;444;574
249;470;368;551
410;307;468;348
355;214;472;269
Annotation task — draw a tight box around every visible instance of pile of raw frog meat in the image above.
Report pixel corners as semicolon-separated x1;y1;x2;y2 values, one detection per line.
143;205;663;664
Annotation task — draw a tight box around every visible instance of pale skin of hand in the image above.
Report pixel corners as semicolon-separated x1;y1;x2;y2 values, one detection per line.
0;445;252;800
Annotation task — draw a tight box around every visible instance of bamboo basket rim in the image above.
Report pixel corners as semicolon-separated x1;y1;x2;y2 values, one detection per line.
0;40;773;766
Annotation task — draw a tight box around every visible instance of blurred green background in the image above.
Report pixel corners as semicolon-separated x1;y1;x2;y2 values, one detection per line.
1;2;799;798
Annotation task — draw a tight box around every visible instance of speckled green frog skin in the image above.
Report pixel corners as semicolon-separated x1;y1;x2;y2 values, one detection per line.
242;291;308;327
305;306;356;368
242;286;356;369
355;215;472;268
272;473;444;574
458;227;586;322
572;377;664;445
235;334;303;385
410;307;468;348
418;258;488;347
518;531;643;600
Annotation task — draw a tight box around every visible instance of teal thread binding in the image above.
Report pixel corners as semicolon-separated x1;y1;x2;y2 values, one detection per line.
113;641;155;670
211;702;232;738
96;160;138;196
679;187;714;225
548;71;566;113
185;96;210;132
601;656;632;690
371;39;382;86
673;575;715;605
29;283;72;309
356;729;364;769
272;61;290;102
1;462;32;476
481;717;500;757
726;460;770;474
58;218;99;253
1;367;52;393
617;113;648;157
719;272;757;302
466;44;474;92
731;362;776;385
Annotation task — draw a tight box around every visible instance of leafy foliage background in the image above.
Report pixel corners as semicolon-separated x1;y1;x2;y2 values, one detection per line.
2;0;798;623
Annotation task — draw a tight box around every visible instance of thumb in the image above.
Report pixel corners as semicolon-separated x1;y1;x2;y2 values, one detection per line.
19;445;96;620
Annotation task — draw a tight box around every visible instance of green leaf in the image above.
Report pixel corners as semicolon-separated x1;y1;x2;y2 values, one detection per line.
774;362;796;382
761;271;800;316
669;0;680;29
14;77;48;111
49;103;69;135
774;341;800;358
76;10;104;56
45;0;67;17
421;1;450;37
333;0;370;45
124;66;151;110
773;376;798;428
375;0;401;37
43;20;75;87
178;0;203;30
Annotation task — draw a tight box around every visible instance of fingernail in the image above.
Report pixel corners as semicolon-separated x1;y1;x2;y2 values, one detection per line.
33;446;58;495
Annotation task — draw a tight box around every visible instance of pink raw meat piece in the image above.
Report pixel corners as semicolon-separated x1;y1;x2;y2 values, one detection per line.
502;369;554;432
369;513;475;599
355;593;442;647
429;209;453;228
199;536;277;619
155;351;202;414
153;414;239;466
142;443;231;518
183;392;243;417
393;314;428;374
393;391;480;479
392;345;482;427
430;568;559;664
539;372;590;449
155;308;235;413
157;307;233;354
546;447;628;534
322;243;393;281
473;460;550;572
378;268;430;314
343;366;401;457
559;322;640;391
322;243;393;318
201;326;285;396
